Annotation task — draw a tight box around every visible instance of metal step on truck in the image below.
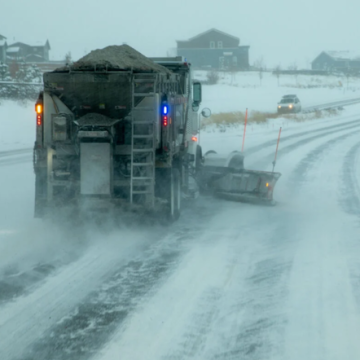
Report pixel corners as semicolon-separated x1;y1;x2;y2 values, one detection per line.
33;45;281;222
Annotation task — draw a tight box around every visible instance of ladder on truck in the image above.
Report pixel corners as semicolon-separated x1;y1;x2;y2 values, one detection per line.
130;74;158;208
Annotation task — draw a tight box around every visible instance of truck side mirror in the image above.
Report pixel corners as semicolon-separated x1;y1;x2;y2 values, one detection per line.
193;82;202;106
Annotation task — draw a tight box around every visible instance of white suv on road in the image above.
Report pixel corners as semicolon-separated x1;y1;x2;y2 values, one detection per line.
277;95;301;114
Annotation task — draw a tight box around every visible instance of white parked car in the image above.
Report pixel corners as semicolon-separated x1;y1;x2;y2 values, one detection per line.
277;94;301;114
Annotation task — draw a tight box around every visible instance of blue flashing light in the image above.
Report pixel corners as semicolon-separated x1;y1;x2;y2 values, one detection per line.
162;105;168;115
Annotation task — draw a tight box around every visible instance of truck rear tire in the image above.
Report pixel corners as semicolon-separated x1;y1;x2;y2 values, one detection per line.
155;167;181;223
195;145;202;176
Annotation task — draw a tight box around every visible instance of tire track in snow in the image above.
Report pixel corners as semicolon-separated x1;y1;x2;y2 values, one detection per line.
0;148;32;157
0;217;202;360
290;130;360;186
252;121;360;171
199;130;360;360
91;126;360;360
171;223;295;360
85;203;294;360
0;263;56;304
0;155;31;166
339;141;360;215
0;224;102;306
203;220;296;360
13;206;210;360
246;116;360;157
281;136;360;360
339;142;360;335
0;148;32;166
104;208;298;360
163;287;222;360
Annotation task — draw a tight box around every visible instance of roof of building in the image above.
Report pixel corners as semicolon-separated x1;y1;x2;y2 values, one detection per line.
25;53;43;59
8;40;51;50
324;51;360;61
0;34;6;40
29;40;50;49
177;28;240;42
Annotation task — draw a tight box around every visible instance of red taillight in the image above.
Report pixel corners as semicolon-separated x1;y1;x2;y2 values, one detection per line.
191;136;198;142
163;115;168;127
35;101;43;126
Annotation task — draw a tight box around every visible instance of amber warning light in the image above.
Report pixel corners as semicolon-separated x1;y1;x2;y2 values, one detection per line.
35;104;43;114
35;103;43;126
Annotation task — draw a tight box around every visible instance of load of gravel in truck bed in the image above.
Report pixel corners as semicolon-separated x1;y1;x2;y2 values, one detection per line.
56;44;171;73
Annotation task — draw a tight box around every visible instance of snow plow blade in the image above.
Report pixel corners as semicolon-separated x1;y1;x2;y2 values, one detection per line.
200;151;281;204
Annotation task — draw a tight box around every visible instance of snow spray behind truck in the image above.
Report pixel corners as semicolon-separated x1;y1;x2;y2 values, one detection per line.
33;45;281;221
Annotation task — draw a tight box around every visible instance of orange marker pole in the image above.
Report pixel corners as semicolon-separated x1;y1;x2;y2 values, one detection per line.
241;108;248;152
272;127;282;172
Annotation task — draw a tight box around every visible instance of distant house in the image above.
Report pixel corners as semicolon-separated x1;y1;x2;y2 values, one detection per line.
176;29;250;70
312;51;360;71
0;34;7;64
6;40;51;63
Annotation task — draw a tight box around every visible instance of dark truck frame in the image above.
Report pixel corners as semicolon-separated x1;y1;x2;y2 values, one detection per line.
33;59;202;221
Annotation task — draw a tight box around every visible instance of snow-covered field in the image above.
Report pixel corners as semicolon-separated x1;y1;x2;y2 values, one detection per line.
196;70;360;114
2;74;360;359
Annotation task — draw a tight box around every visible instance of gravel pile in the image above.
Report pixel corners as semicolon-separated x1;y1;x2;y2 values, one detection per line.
64;45;171;73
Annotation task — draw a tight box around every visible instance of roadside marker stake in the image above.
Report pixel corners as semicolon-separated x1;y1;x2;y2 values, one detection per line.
272;127;282;172
241;108;248;152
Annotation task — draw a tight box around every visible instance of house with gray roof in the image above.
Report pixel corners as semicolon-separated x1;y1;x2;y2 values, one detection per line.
6;40;51;63
176;29;250;70
312;51;360;71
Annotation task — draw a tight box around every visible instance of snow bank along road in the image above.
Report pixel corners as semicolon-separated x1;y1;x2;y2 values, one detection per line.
301;96;360;113
2;113;360;360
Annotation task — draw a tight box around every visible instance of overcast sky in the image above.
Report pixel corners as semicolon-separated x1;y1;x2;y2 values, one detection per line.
3;0;359;69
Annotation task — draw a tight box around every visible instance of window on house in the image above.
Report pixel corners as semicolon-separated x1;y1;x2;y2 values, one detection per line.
218;41;223;49
210;41;215;49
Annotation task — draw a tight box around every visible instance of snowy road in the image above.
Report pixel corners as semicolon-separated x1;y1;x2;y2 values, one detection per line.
2;112;360;359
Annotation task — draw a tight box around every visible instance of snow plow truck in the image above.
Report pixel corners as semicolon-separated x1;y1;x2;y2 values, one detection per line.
33;45;281;221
